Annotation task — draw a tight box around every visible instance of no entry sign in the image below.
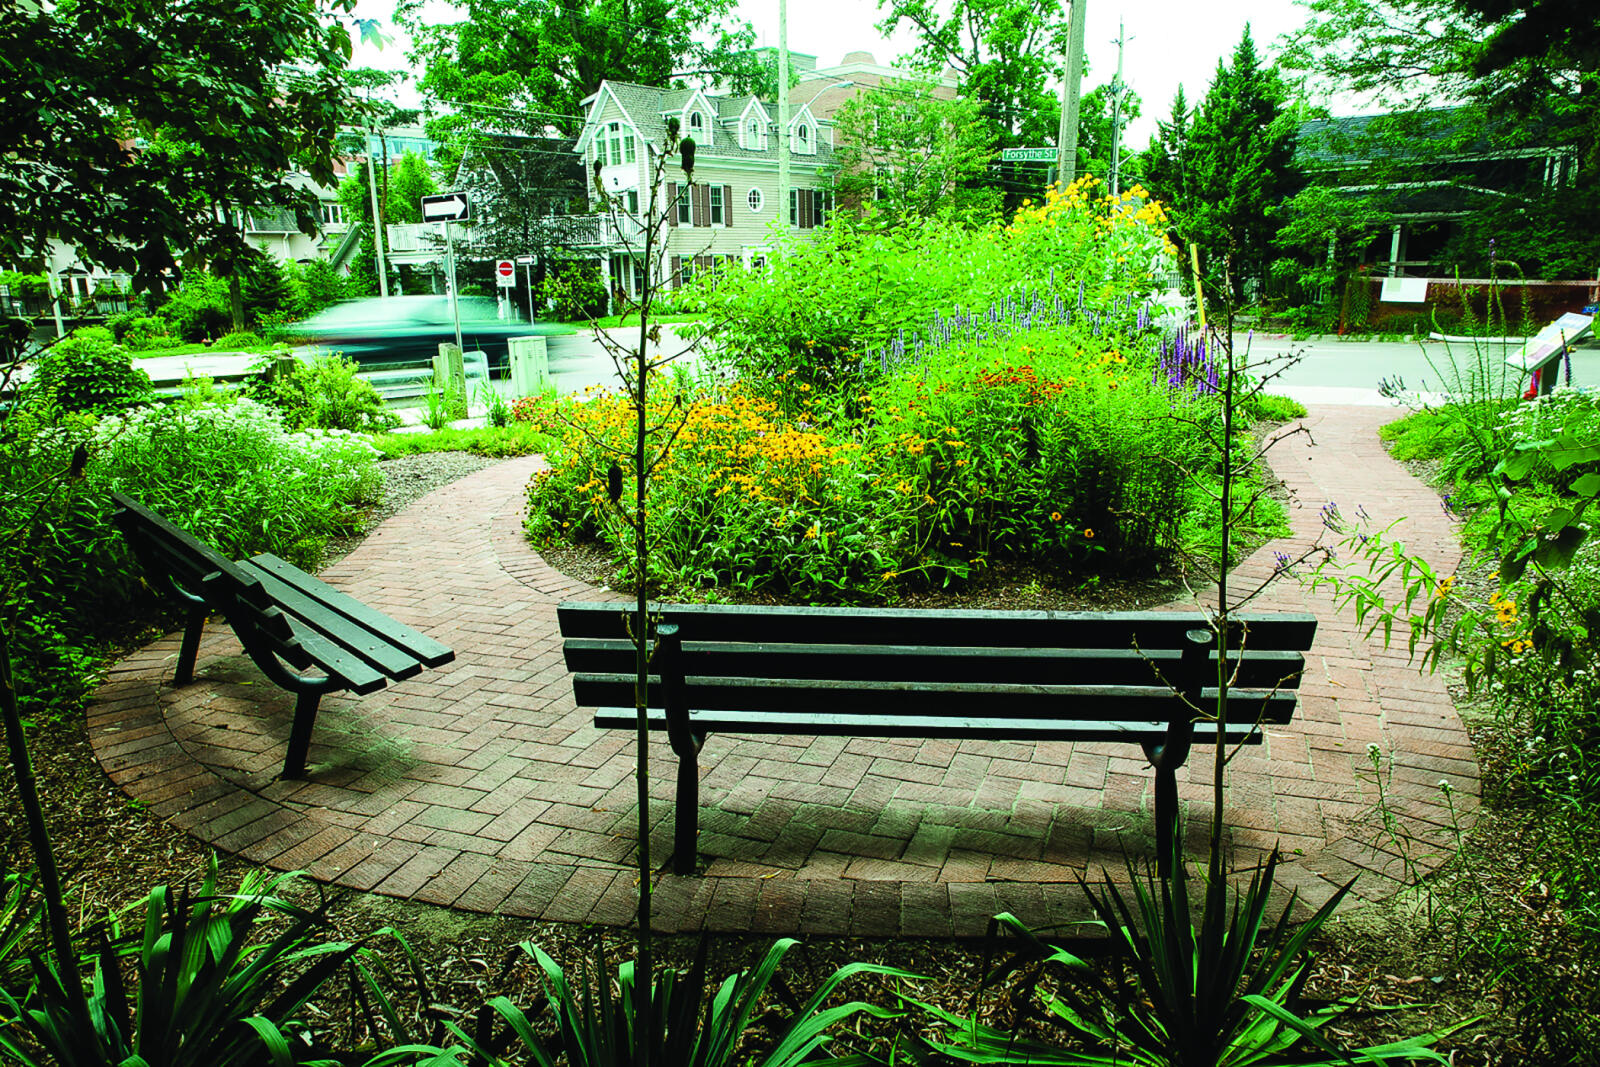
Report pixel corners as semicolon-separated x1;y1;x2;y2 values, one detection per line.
496;259;515;288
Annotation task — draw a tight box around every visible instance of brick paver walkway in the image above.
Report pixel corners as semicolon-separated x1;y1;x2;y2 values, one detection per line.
89;404;1478;936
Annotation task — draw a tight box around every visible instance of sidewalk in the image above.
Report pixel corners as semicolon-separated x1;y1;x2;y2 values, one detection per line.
87;404;1476;936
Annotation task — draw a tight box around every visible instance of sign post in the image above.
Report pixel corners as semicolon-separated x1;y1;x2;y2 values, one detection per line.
422;193;471;355
495;260;515;287
517;255;536;324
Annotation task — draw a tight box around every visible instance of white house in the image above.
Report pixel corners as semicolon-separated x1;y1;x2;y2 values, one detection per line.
574;80;837;297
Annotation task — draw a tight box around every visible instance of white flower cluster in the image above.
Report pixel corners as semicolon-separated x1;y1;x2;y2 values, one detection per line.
1497;385;1600;442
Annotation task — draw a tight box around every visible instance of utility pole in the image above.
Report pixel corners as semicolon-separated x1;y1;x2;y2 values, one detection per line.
1056;0;1087;189
366;124;390;298
777;0;791;232
1109;20;1128;197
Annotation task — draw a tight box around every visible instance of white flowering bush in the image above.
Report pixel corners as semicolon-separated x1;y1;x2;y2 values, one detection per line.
0;396;385;716
90;398;380;565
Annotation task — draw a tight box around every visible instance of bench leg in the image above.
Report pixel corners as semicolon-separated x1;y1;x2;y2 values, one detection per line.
1155;765;1179;878
282;690;321;779
673;751;699;875
174;605;207;685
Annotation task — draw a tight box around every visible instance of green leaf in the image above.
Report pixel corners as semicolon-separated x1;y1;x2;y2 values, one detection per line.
1571;473;1600;498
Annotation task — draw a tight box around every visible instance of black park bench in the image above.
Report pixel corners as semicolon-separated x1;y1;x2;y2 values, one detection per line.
112;492;454;778
559;601;1317;875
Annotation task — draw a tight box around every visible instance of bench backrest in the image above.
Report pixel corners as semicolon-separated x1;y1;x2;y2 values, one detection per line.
559;601;1316;728
111;492;256;607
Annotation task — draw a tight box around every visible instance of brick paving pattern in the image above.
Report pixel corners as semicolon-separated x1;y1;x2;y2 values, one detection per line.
89;404;1478;935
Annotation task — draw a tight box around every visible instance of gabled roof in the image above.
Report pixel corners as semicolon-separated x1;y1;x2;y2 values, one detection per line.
578;80;835;166
1297;107;1567;167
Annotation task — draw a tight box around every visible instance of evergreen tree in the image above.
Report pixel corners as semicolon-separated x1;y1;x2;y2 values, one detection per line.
1142;86;1191;221
386;151;437;225
1180;27;1301;300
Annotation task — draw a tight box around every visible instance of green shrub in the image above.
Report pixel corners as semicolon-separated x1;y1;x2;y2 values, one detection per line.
1241;392;1308;422
247;354;400;434
686;178;1174;403
117;315;177;351
22;327;153;414
212;330;266;351
542;262;608;321
156;273;231;341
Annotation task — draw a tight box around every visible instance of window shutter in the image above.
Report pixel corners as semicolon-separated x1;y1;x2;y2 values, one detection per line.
667;183;678;227
799;188;813;229
671;256;682;288
691;184;705;227
723;185;733;226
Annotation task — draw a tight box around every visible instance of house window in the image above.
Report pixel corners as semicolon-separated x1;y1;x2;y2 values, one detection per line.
709;185;724;225
320;203;344;226
750;254;767;270
748;119;760;145
689;111;703;132
626;190;639;214
677;188;691;224
815;190;831;226
797;123;808;145
789;188;798;227
747;188;763;213
606;122;622;166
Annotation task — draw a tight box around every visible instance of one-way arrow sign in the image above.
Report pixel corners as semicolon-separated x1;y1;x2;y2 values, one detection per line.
421;192;470;222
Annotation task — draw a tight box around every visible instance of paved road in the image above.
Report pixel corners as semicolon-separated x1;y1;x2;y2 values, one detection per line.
1240;334;1600;407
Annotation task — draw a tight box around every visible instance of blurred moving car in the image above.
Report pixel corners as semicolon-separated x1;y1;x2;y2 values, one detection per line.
286;295;564;375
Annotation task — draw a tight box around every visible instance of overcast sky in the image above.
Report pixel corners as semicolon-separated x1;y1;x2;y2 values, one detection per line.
353;0;1321;147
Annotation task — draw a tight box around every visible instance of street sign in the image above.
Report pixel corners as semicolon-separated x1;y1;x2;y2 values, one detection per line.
1000;148;1056;162
420;192;471;222
496;260;515;288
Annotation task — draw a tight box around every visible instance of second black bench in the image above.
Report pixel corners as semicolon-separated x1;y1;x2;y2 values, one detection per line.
560;601;1316;875
112;492;454;778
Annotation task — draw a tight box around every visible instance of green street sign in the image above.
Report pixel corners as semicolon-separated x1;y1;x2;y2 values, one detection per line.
1001;147;1056;162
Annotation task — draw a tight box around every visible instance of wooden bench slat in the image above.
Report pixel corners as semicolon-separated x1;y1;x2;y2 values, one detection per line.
238;561;424;679
558;601;1317;651
592;707;1273;744
248;554;454;667
563;638;1305;690
572;674;1298;724
218;592;389;692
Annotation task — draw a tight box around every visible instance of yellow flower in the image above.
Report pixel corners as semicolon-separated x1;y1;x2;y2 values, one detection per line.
1434;575;1455;599
804;523;819;539
1084;528;1095;539
1050;511;1062;522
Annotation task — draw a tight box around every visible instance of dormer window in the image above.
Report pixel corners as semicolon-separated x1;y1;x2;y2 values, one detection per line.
748;119;759;145
689;111;703;132
797;123;809;145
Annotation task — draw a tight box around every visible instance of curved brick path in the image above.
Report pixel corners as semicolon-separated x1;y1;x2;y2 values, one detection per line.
89;405;1478;936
